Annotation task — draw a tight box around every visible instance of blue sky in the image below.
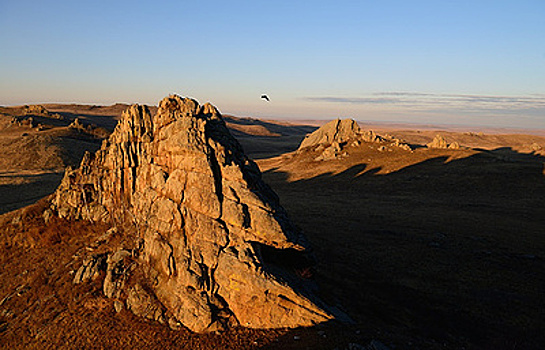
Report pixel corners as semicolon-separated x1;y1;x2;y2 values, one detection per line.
1;0;544;128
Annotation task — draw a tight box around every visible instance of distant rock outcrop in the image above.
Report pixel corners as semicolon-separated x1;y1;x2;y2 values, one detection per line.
52;95;332;332
299;119;361;149
23;104;63;120
427;135;460;149
298;118;412;160
67;117;85;131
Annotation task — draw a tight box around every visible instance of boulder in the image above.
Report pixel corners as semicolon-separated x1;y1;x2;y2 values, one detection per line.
103;249;132;298
361;130;380;143
315;141;343;161
448;141;460;150
56;94;332;332
73;253;107;284
530;143;542;151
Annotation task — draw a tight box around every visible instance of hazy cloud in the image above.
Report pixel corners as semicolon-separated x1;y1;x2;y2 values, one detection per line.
372;92;436;97
303;92;545;112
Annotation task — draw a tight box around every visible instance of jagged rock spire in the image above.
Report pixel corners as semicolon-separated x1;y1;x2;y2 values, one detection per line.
53;95;332;332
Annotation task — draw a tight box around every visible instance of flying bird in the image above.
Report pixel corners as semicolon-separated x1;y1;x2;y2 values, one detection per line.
261;94;270;102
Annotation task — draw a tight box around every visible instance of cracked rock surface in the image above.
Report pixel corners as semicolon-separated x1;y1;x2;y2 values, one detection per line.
52;94;332;332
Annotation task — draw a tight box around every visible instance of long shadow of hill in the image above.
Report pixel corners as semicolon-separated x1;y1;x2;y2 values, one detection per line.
54;112;120;131
225;117;318;159
0;131;103;215
224;116;317;137
261;148;545;349
0;172;63;214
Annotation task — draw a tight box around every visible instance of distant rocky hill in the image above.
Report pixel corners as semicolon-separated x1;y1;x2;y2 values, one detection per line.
49;95;332;332
297;118;412;161
299;119;361;149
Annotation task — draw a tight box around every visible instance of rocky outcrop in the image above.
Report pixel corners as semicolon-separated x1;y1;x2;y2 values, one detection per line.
530;143;542;151
67;118;85;131
24;105;49;115
427;135;460;149
448;142;461;150
53;95;332;332
314;141;346;161
73;253;107;284
23;104;64;120
298;118;412;160
299;119;360;150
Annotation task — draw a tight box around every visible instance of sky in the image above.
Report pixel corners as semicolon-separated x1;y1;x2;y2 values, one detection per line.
1;0;544;128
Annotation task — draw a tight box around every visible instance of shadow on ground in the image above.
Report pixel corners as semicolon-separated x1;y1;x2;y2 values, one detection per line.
261;148;545;349
0;172;64;214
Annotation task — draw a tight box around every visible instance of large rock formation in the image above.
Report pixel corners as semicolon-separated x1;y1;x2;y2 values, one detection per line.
299;119;361;150
53;95;332;332
298;118;412;160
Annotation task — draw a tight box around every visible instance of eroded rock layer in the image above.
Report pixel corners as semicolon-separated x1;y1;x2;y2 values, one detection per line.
53;95;332;332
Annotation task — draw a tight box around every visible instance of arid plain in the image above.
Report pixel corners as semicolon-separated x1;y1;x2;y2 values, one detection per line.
1;101;544;349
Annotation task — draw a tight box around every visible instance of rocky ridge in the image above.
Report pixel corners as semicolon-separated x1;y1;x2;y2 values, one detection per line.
298;119;412;160
51;95;332;332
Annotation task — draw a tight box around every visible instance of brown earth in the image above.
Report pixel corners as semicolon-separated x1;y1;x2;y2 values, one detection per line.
1;105;545;349
0;105;110;215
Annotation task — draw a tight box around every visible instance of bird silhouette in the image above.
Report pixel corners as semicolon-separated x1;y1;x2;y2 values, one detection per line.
261;94;270;101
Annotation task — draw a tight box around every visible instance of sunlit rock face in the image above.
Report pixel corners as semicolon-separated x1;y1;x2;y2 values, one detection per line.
298;118;413;160
53;94;332;332
298;118;361;150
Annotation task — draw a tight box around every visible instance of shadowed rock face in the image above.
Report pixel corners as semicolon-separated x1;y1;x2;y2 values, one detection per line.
52;95;332;332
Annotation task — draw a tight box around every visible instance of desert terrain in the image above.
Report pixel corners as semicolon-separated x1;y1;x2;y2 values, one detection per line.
1;102;544;349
